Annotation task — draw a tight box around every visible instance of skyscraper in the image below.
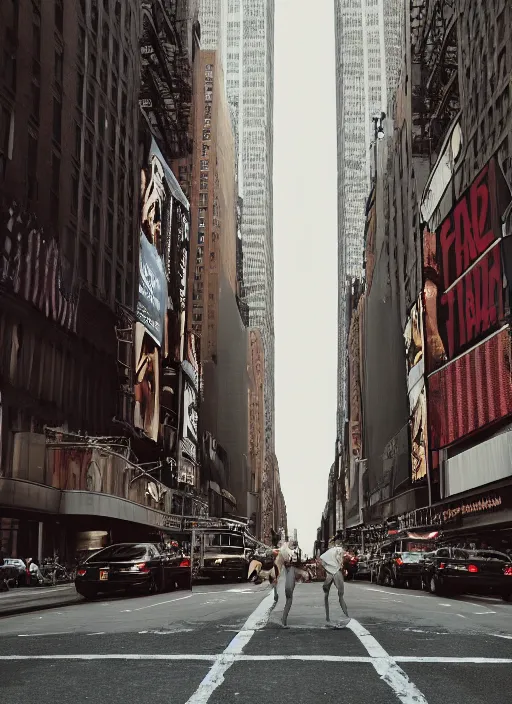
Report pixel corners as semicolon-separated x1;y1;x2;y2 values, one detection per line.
334;0;388;438
199;0;276;454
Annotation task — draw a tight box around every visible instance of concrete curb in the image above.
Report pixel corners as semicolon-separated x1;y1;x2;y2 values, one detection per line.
0;597;84;618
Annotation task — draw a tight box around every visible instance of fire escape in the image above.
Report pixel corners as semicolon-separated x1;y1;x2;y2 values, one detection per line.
140;0;194;163
411;0;460;166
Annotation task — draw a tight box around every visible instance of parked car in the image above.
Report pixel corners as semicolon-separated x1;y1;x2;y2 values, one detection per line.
376;551;424;588
199;530;252;582
353;554;371;580
420;547;512;600
0;558;26;587
74;542;191;600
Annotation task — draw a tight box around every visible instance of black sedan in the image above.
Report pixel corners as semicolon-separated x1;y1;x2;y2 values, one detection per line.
421;547;512;600
75;543;191;600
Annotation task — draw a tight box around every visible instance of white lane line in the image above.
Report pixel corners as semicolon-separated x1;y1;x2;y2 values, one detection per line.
0;654;215;661
438;603;451;607
456;614;467;619
364;588;425;599
473;612;497;615
184;590;275;704
129;595;193;612
348;619;428;704
17;632;70;637
491;633;512;639
1;654;511;664
86;632;105;636
395;657;512;664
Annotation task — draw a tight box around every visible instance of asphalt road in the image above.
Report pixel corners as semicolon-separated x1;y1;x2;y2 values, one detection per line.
1;579;512;704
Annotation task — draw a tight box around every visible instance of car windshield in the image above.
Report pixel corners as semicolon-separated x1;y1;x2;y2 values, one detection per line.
398;553;423;563
86;545;148;562
205;533;244;552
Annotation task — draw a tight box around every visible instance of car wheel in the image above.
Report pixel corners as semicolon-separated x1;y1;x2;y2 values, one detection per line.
76;586;98;600
502;592;511;602
429;575;445;595
148;574;161;595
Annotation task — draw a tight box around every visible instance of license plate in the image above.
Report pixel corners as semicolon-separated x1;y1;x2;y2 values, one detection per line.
99;570;109;581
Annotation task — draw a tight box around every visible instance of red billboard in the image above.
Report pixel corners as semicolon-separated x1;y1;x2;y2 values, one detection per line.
428;327;512;449
424;155;512;449
424;157;511;372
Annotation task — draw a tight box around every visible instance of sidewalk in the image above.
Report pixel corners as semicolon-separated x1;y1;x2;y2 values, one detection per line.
0;584;82;618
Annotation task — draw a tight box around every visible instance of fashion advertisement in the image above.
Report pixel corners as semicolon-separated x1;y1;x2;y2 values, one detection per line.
133;322;160;442
136;233;167;347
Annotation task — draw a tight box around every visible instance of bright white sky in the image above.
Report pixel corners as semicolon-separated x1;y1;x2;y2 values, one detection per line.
274;0;338;554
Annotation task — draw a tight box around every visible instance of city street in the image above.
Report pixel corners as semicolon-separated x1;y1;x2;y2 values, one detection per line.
1;579;511;704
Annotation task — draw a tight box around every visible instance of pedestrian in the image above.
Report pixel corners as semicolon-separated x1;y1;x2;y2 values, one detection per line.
280;539;298;628
319;540;350;628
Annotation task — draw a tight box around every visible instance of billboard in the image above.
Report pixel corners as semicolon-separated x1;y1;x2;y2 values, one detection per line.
134;322;160;442
424;157;511;374
136;233;167;347
424;155;512;449
404;301;427;482
428;327;512;449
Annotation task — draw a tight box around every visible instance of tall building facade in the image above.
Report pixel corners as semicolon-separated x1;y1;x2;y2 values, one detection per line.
199;0;276;456
334;0;388;437
0;0;205;562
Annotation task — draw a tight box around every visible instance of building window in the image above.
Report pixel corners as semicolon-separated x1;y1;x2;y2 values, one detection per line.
32;18;41;69
93;204;100;240
72;173;79;214
115;269;123;302
107;210;114;249
55;0;64;33
74;122;81;159
50;152;60;226
31;81;40;121
54;49;63;85
27;132;38;201
83;192;91;223
86;90;94;121
3;43;17;92
77;71;84;107
104;259;112;299
79;241;88;281
52;97;62;143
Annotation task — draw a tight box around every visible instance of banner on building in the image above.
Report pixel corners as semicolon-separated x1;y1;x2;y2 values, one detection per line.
424;154;512;449
134;322;160;442
404;301;427;482
136;233;167;347
424;156;511;375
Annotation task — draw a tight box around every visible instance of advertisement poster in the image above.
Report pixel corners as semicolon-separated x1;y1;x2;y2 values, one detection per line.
134;322;160;442
136;233;167;347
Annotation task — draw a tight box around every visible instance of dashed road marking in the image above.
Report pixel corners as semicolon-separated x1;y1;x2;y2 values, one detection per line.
17;632;70;637
129;595;193;612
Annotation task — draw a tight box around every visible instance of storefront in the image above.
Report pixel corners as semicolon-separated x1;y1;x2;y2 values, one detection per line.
388;481;512;552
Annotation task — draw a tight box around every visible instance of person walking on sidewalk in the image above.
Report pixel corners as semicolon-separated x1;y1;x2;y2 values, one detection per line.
319;540;350;628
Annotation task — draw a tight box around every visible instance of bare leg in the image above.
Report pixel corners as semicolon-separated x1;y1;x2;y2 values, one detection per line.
323;573;333;623
333;570;349;620
281;565;296;627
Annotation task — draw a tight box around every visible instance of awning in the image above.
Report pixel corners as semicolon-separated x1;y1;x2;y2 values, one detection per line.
0;478;182;532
